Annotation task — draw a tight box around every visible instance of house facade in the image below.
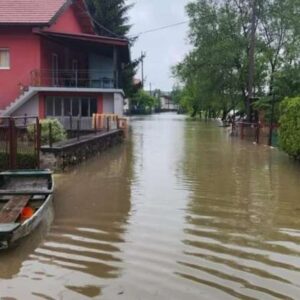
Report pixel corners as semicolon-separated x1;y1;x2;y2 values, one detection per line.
0;0;130;129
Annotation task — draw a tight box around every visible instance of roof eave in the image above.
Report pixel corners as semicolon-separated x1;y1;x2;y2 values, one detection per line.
0;22;48;26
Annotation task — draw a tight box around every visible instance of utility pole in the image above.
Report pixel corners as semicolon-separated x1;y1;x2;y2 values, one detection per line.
149;82;152;95
246;0;257;122
141;51;146;88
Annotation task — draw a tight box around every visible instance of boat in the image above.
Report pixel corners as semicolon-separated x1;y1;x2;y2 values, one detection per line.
0;169;54;249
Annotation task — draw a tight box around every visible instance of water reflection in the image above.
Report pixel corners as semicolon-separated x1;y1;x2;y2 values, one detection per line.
178;120;300;299
0;113;299;300
0;142;133;299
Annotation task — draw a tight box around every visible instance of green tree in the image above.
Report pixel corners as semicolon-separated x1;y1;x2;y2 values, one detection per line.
86;0;140;98
130;90;156;114
86;0;132;37
173;0;300;122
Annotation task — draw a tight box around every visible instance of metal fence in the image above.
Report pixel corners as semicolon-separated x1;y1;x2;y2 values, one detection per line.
232;121;278;145
46;115;127;147
30;69;117;89
0;116;40;170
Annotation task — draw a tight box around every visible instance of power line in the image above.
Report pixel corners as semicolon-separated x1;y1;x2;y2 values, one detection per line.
74;2;125;39
130;21;188;38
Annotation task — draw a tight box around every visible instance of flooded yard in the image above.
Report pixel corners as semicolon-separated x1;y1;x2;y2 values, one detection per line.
0;113;300;299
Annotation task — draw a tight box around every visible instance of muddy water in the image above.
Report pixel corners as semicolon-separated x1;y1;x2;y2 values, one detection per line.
0;113;300;300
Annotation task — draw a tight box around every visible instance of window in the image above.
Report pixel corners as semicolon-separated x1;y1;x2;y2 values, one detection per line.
64;98;71;116
46;96;97;117
54;98;62;116
46;97;54;116
72;98;80;116
81;98;89;117
0;49;10;69
90;98;97;115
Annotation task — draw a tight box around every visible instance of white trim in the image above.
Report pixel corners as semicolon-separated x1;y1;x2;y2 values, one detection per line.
1;86;125;116
33;86;125;96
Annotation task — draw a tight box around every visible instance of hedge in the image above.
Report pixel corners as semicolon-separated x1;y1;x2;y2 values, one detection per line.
279;96;300;160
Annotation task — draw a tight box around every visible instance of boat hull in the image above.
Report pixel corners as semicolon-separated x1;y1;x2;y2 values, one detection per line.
0;169;54;250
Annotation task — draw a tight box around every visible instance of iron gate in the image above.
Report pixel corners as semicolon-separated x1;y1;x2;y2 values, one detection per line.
0;116;41;170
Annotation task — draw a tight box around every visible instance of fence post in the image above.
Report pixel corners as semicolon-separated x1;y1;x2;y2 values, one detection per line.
256;122;260;144
49;122;53;148
36;118;41;169
94;114;97;134
69;114;73;131
77;118;80;141
24;113;27;126
107;116;110;132
9;118;17;169
116;116;119;129
241;122;244;140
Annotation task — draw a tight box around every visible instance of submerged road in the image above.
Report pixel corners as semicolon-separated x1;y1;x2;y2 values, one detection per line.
0;113;300;299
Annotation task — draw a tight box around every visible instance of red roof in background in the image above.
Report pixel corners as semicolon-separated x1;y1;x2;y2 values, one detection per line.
0;0;68;24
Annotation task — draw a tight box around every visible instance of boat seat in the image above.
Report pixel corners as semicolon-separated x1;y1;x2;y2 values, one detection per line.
0;196;30;223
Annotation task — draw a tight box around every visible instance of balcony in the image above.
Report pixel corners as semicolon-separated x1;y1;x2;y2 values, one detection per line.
30;69;119;89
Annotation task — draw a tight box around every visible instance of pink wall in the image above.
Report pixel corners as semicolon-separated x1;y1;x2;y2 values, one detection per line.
0;3;92;110
49;4;85;34
0;27;41;109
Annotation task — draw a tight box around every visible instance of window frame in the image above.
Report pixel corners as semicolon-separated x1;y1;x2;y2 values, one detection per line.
45;96;97;117
0;48;10;70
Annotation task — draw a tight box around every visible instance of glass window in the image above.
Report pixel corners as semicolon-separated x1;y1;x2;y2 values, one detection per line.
46;97;54;116
90;98;97;116
72;98;79;116
54;97;62;116
64;98;71;116
0;49;10;69
81;98;89;117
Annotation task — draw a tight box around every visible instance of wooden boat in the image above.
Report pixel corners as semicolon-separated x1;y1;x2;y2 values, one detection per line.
0;169;54;249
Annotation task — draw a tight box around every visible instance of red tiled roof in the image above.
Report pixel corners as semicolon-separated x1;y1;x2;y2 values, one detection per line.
0;0;68;24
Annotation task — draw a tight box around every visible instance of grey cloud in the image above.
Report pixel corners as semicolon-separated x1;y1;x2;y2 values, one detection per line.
128;0;191;91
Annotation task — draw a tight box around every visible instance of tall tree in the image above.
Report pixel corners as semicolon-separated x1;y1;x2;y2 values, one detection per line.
86;0;140;98
86;0;132;37
173;0;299;120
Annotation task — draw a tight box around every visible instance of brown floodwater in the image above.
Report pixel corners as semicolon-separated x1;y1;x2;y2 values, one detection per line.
0;113;300;299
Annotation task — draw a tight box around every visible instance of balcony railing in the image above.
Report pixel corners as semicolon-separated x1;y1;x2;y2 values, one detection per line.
30;69;118;89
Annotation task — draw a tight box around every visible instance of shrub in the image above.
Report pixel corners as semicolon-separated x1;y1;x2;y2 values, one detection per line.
0;152;37;171
28;118;66;145
279;96;300;160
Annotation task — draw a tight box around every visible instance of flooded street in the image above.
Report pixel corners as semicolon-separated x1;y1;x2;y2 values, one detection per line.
0;113;300;299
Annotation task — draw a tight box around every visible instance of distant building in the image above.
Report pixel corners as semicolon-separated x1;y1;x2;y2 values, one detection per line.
0;0;130;129
153;91;178;111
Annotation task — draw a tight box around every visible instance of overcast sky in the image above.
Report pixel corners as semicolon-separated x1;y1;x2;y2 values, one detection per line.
127;0;191;92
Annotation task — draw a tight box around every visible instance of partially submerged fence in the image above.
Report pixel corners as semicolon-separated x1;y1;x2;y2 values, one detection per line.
232;121;278;145
0;116;40;170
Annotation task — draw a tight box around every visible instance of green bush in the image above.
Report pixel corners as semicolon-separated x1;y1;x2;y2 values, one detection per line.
28;118;66;145
0;152;37;171
279;97;300;160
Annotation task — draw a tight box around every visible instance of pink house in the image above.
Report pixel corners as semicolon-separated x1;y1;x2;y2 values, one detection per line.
0;0;130;128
